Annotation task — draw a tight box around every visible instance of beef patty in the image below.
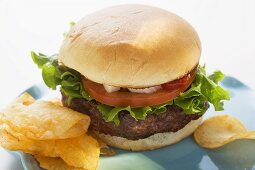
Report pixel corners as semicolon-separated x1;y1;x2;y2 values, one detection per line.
62;94;203;140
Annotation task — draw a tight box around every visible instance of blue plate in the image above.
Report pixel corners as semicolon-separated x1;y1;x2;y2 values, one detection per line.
18;76;255;170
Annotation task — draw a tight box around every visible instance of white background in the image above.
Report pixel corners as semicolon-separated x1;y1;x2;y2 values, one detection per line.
0;0;255;169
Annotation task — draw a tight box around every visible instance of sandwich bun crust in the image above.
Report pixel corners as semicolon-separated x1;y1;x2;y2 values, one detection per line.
94;117;202;151
59;4;201;88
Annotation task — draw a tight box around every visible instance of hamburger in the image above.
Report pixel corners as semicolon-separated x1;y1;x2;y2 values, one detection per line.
31;4;230;151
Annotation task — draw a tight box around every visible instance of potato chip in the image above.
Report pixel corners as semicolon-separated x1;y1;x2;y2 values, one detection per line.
194;115;255;148
0;124;31;151
55;134;100;170
0;94;90;140
0;124;56;156
0;93;101;170
34;155;85;170
1;124;100;169
49;98;63;106
16;92;35;106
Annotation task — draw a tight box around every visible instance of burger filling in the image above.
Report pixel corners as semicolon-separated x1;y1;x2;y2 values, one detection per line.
81;66;197;109
31;52;230;138
62;94;204;140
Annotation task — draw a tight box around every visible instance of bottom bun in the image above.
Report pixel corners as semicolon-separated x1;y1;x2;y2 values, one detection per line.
95;117;202;151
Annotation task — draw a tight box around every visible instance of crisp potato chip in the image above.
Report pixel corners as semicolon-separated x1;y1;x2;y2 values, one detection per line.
0;124;32;151
55;134;100;170
34;155;85;170
49;98;63;106
194;115;255;148
0;124;56;156
0;95;90;140
16;92;35;106
1;125;100;170
0;93;100;170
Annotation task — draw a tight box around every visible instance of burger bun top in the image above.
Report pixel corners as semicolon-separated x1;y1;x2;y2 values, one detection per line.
59;4;201;88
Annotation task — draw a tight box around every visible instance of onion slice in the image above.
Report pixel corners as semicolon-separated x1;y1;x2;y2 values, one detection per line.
128;86;162;94
103;84;120;93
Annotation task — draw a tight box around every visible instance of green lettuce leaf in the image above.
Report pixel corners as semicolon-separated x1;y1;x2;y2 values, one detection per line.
174;65;230;114
42;62;58;89
208;70;225;84
97;101;173;126
31;52;56;68
31;52;92;103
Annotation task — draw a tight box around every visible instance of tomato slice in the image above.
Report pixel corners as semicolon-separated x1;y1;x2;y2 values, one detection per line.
82;67;197;108
162;67;197;90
